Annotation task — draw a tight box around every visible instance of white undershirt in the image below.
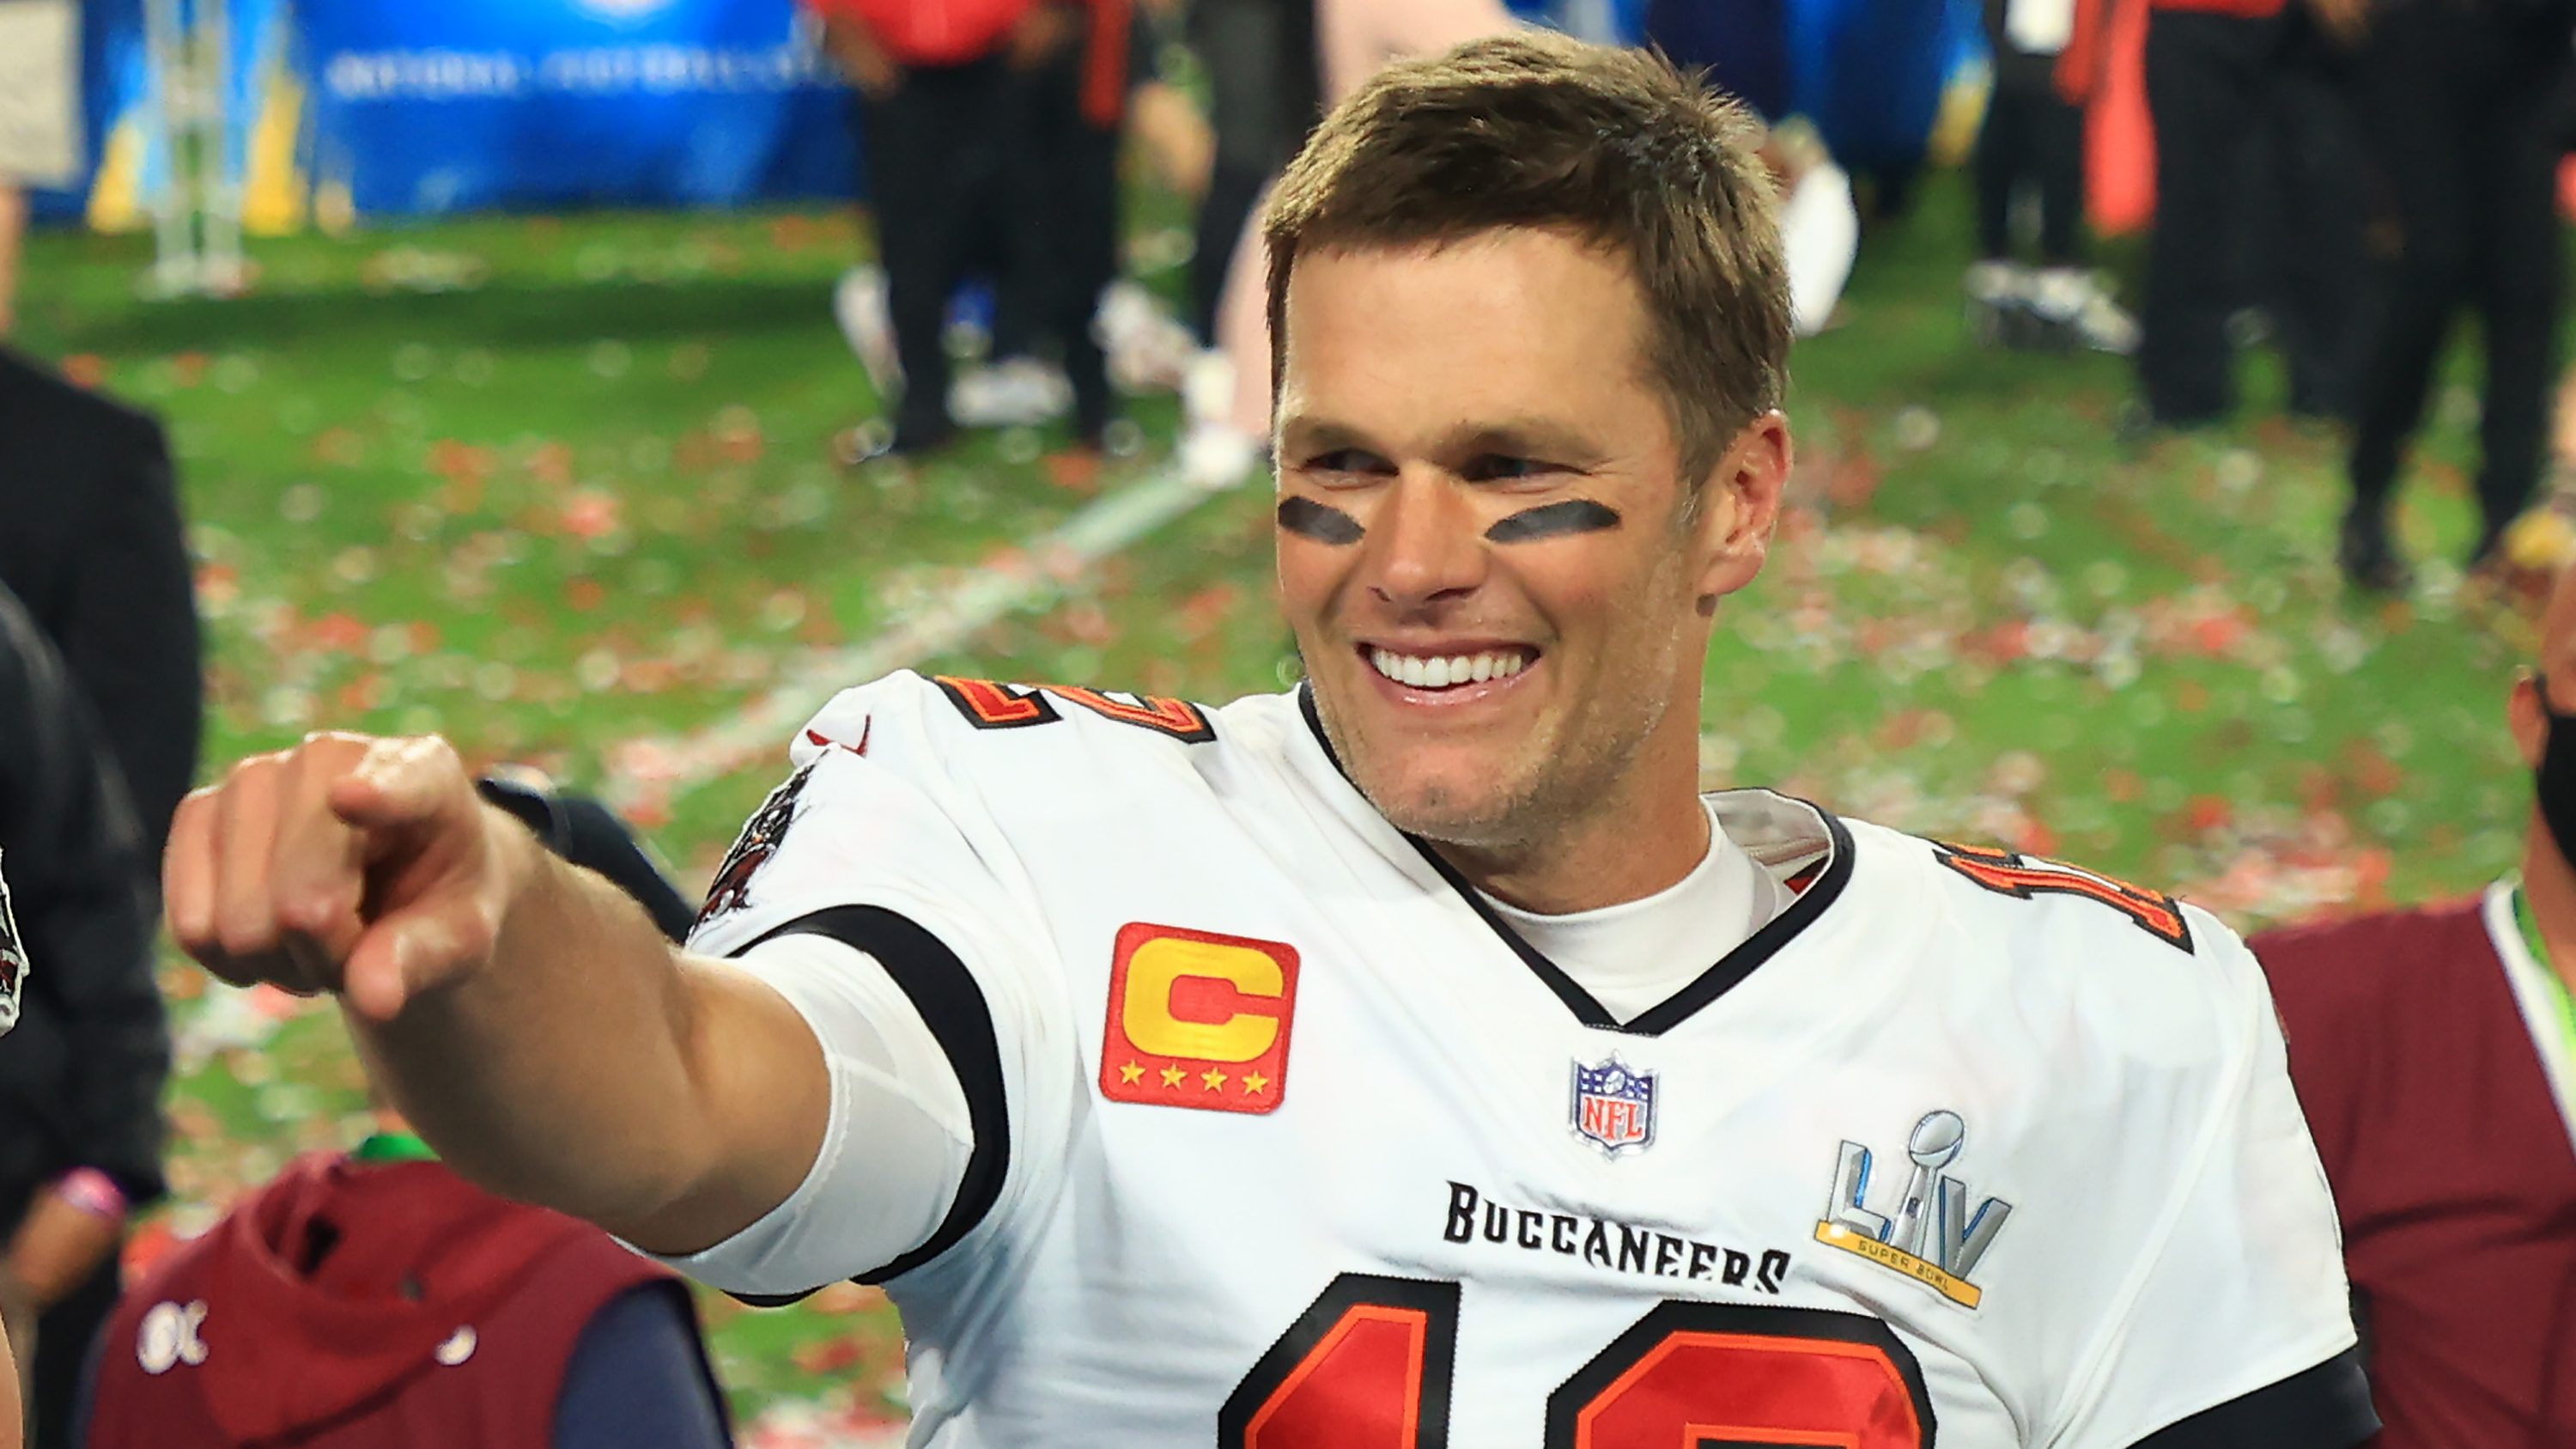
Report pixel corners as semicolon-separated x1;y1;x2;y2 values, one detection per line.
645;932;975;1292
1482;801;1791;1024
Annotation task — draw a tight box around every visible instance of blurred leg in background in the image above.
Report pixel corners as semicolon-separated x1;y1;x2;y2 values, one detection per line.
864;59;1018;454
1215;0;1514;437
2466;59;2567;569
1969;33;2044;342
1185;0;1317;345
2257;17;2366;421
1972;0;2136;353
2342;0;2570;587
2340;12;2466;588
2137;5;2281;426
1012;0;1130;454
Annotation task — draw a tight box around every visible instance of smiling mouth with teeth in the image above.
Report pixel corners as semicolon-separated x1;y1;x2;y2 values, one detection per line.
1365;647;1534;690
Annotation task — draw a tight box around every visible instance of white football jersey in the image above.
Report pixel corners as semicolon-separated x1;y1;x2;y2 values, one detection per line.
681;671;2370;1449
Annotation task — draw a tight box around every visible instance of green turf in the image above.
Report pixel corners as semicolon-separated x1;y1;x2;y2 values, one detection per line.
16;174;2532;1429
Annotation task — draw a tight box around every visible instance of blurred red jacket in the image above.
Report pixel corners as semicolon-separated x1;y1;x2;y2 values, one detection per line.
2252;890;2576;1449
83;1154;702;1449
805;0;1034;67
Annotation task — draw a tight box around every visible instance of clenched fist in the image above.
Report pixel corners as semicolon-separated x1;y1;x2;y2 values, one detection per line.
166;733;533;1022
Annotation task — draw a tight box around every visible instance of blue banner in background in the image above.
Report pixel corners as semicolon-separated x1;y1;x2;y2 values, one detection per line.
1788;0;1978;174
1520;0;1978;173
296;0;854;216
40;0;1975;228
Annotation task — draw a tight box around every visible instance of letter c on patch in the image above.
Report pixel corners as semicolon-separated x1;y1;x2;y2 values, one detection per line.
1122;935;1283;1062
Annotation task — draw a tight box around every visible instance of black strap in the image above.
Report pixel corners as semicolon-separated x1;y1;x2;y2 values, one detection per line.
475;776;701;943
2126;1347;2379;1449
744;904;1012;1286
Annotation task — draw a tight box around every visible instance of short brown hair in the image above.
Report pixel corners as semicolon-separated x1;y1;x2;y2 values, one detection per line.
1263;33;1789;486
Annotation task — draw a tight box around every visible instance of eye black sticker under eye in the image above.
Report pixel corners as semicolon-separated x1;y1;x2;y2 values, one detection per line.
1277;496;1364;545
1484;499;1622;543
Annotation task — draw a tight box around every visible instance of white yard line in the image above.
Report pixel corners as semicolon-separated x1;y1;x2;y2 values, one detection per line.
604;464;1224;813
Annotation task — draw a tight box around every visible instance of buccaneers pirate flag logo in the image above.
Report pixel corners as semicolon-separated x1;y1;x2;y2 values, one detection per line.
694;762;816;932
0;848;26;1035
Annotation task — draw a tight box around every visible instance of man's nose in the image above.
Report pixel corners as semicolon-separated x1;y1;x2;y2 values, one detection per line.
1364;472;1487;611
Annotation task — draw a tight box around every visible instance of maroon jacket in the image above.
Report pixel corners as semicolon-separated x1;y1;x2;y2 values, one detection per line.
2254;893;2576;1449
85;1154;686;1449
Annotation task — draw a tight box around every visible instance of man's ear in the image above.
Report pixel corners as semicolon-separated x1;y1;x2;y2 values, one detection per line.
2512;671;2549;772
1692;411;1791;604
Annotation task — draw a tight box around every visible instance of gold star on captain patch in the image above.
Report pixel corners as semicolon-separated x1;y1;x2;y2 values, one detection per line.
1201;1068;1228;1091
1242;1072;1270;1095
1118;1062;1144;1085
1158;1064;1187;1088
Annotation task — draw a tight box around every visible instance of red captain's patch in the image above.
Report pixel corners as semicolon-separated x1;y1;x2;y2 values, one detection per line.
1099;923;1299;1115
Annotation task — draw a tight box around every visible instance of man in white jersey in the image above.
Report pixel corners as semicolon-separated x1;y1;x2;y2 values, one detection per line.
165;34;2375;1448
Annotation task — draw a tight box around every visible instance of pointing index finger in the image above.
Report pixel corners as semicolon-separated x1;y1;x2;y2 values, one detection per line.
270;744;372;968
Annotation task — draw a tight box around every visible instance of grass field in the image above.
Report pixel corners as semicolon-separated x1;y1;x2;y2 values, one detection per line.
17;173;2538;1439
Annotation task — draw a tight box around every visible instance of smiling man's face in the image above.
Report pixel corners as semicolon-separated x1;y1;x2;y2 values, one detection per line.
1273;227;1777;855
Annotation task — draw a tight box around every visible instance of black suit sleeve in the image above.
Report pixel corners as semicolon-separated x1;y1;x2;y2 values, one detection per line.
54;414;202;854
551;1282;733;1449
0;588;168;1205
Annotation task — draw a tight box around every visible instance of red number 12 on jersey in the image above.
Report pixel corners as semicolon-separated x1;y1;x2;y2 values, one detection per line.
1222;1274;1934;1448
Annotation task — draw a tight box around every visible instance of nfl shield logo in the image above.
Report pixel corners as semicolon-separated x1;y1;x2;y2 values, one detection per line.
1570;1057;1656;1157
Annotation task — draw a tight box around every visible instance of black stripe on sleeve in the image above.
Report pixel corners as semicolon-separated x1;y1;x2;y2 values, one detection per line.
2126;1348;2378;1449
742;904;1012;1287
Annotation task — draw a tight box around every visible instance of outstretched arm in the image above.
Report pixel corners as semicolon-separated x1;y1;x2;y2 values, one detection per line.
166;734;828;1253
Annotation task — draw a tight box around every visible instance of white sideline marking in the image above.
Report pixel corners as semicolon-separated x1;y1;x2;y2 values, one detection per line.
603;465;1224;813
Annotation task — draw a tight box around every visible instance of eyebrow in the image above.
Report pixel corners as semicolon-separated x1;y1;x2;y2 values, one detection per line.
1274;416;1379;459
1274;415;1611;470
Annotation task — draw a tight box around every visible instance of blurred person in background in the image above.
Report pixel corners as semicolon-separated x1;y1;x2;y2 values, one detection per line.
2332;0;2574;592
0;0;81;338
2065;0;2366;429
811;0;1058;457
0;349;204;858
1968;0;2140;353
79;779;723;1449
822;0;1194;463
0;584;165;1449
2251;561;2576;1444
842;3;1209;448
